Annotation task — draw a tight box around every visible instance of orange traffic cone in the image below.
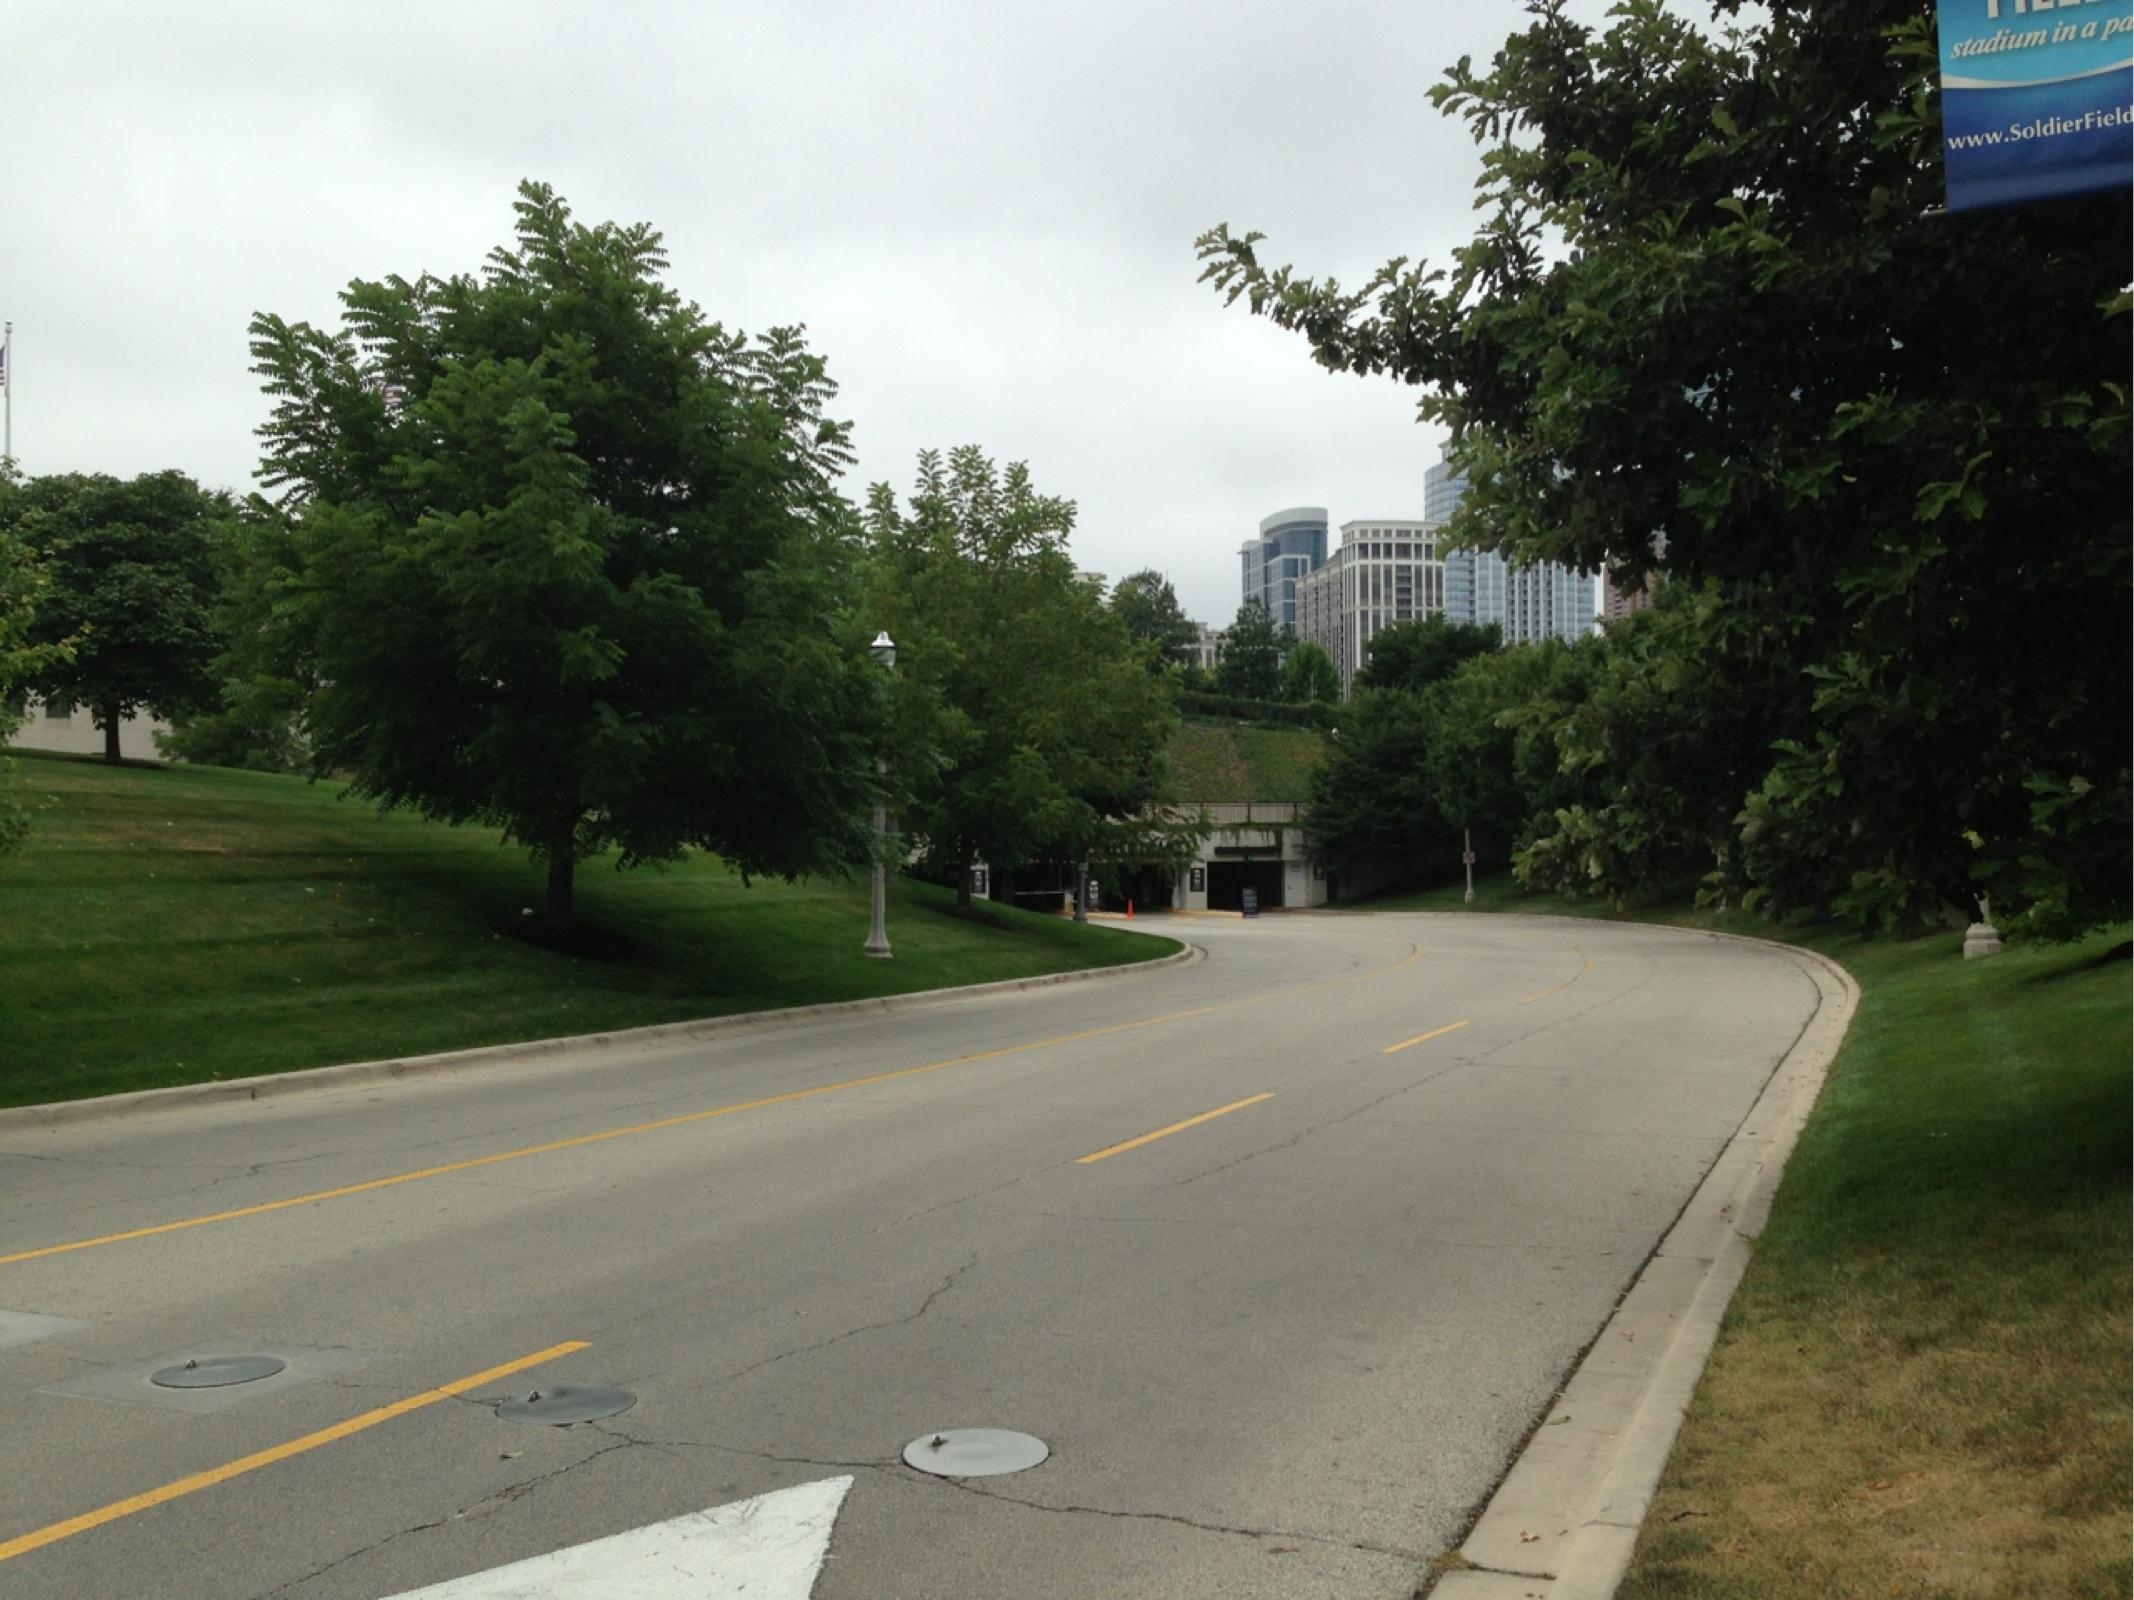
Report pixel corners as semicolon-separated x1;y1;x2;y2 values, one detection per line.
1127;899;1134;919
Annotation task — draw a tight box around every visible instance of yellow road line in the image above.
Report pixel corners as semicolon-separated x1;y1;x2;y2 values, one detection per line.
1519;948;1593;1005
1076;1093;1275;1164
0;1339;587;1566
1382;1018;1471;1055
2;944;1424;1269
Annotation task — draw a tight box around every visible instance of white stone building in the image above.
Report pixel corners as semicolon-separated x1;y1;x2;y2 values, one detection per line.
1295;519;1447;696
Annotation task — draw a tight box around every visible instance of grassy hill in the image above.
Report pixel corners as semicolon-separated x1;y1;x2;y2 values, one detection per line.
1167;717;1324;804
0;753;1175;1108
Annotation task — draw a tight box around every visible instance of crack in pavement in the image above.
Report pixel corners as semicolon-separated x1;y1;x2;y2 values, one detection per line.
577;1422;890;1474
252;1435;636;1598
580;1423;1424;1566
1162;1065;1466;1190
857;1157;1075;1237
700;1254;981;1392
917;1469;1429;1563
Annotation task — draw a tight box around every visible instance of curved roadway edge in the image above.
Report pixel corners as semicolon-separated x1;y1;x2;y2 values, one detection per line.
1423;926;1860;1600
0;936;1199;1135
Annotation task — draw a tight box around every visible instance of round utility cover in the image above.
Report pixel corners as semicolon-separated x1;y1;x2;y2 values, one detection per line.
496;1384;636;1426
902;1428;1050;1477
151;1355;287;1389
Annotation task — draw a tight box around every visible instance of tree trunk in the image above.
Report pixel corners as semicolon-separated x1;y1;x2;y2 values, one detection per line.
545;839;576;933
957;853;972;910
103;702;121;763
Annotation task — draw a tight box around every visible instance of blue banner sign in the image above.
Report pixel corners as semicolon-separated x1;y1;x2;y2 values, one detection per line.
1939;0;2133;210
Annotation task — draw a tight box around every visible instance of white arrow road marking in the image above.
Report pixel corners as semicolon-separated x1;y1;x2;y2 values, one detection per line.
381;1475;853;1599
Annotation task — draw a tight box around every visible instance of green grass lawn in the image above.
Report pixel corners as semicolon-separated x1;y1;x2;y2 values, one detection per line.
1348;874;2132;1598
0;753;1176;1108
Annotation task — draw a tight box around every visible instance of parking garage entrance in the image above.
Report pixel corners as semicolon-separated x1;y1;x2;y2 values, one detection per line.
1205;858;1284;912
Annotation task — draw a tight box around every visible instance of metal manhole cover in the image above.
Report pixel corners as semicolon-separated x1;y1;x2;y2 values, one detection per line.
902;1428;1050;1477
151;1355;287;1389
496;1384;637;1426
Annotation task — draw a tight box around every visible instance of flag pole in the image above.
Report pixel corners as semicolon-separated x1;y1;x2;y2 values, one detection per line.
3;321;11;467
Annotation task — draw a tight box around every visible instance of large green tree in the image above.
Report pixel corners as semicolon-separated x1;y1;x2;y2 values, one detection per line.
1359;615;1501;695
2;470;227;762
1276;638;1339;705
1304;640;1591;890
246;182;880;931
0;472;79;853
1302;688;1442;885
157;497;311;774
1109;569;1199;668
1201;0;2130;934
862;447;1203;906
1214;597;1285;700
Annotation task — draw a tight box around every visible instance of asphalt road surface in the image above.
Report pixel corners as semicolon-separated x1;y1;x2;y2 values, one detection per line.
0;913;1824;1599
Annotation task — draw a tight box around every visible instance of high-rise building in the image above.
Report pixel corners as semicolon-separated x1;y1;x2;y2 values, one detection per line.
1598;534;1669;625
1427;450;1597;645
1598;566;1658;624
1295;519;1446;696
1238;507;1327;630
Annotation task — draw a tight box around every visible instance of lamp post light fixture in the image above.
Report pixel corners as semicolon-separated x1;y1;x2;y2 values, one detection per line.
864;632;897;959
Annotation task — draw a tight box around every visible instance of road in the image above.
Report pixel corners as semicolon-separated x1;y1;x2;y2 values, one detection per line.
0;913;1824;1599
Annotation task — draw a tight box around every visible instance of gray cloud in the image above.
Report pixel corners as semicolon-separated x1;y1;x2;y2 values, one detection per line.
6;0;1557;624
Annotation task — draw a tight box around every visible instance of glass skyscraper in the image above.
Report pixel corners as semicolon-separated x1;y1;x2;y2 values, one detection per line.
1426;451;1595;645
1238;507;1327;630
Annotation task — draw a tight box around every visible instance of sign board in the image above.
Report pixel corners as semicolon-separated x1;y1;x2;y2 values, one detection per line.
1462;851;1477;866
1938;0;2133;212
971;868;988;897
1188;866;1205;893
1241;888;1259;917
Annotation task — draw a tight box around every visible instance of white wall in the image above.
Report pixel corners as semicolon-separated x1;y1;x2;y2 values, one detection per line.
6;697;168;759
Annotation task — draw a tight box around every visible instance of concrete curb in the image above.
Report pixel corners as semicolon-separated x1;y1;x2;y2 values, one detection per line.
0;938;1201;1135
1427;926;1860;1600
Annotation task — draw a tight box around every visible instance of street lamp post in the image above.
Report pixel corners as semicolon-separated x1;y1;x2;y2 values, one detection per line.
864;631;897;960
1463;826;1476;904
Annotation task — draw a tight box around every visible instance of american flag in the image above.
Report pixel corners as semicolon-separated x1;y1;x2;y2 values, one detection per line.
0;343;8;394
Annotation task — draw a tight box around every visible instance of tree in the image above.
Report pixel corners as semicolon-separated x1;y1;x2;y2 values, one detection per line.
2;471;226;762
1304;640;1590;890
1359;615;1500;695
1516;581;1806;906
1215;598;1285;700
1421;641;1592;866
1201;1;2130;934
862;448;1204;906
0;473;79;854
1302;688;1443;885
246;182;880;932
1277;638;1339;705
157;498;310;774
1109;569;1199;668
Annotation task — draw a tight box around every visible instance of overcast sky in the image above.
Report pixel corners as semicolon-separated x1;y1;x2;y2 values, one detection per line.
6;1;1567;625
